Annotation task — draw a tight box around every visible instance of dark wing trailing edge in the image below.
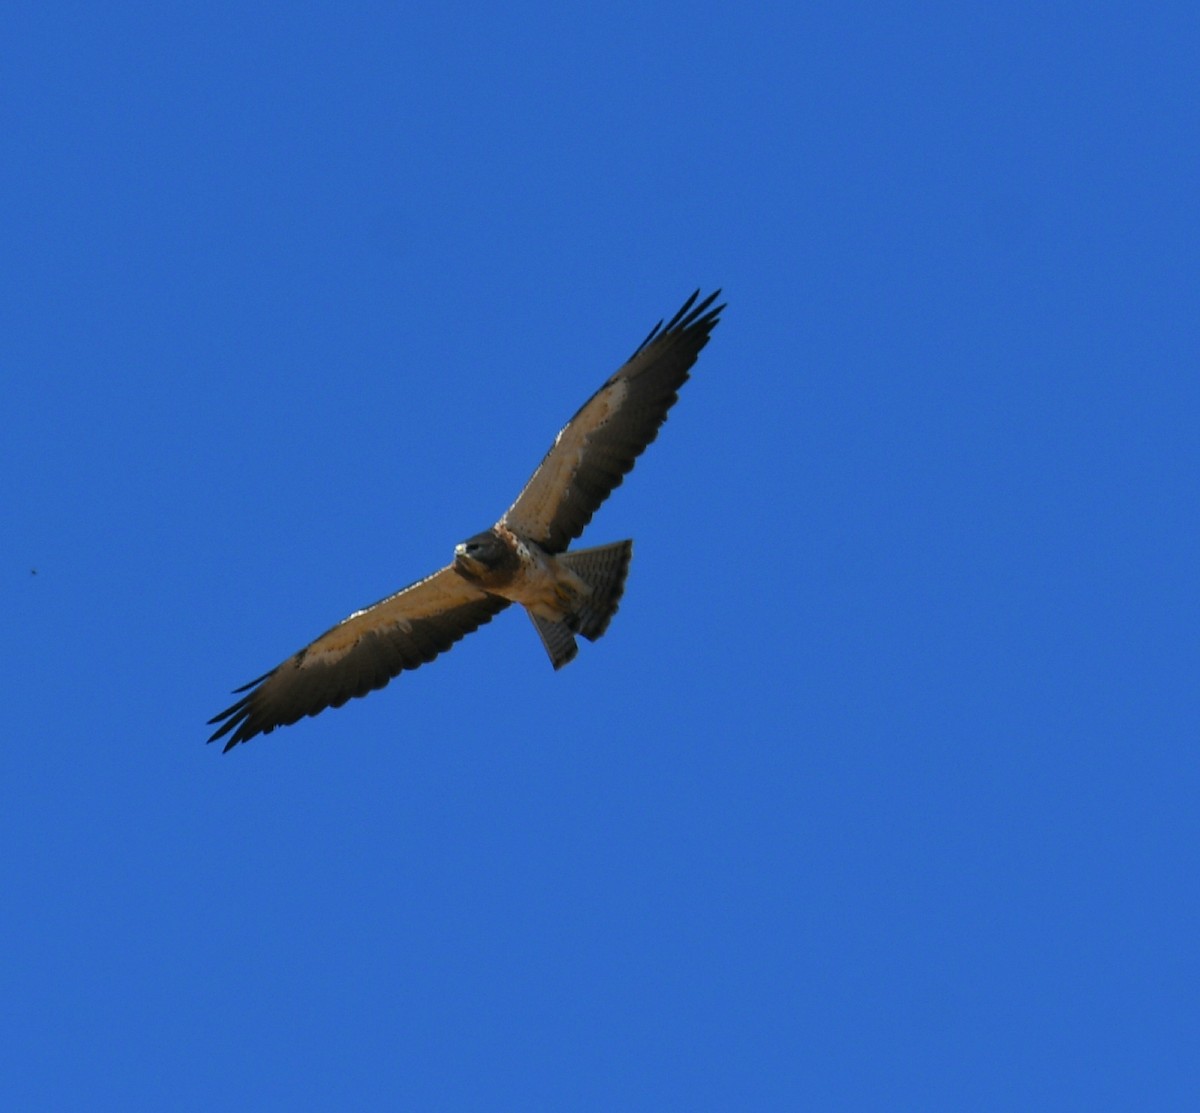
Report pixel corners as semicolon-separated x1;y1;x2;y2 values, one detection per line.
207;566;509;750
501;289;724;553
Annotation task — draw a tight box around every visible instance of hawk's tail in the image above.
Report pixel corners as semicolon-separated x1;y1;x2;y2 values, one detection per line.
562;539;634;642
527;540;634;670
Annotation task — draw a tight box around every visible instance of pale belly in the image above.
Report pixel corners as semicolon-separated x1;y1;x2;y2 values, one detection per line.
493;541;586;620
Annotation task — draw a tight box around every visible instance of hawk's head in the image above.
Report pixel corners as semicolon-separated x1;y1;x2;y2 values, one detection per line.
454;528;517;583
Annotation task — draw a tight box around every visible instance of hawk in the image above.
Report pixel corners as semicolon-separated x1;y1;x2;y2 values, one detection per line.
208;289;724;749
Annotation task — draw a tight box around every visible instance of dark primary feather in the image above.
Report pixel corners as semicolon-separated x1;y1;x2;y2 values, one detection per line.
502;289;724;553
208;567;509;750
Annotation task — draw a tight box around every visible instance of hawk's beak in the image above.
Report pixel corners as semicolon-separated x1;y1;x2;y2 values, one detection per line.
454;544;484;579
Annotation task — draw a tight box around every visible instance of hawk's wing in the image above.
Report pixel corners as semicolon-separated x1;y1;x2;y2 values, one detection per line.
501;289;724;553
207;567;509;750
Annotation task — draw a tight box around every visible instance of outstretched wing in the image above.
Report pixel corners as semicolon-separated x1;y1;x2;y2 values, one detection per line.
208;567;509;750
501;289;724;553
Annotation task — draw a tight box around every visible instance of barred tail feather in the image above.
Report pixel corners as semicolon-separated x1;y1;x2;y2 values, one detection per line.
528;612;579;671
560;539;634;642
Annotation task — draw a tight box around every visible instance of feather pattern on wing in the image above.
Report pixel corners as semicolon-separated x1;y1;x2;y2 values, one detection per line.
501;289;724;553
207;566;509;750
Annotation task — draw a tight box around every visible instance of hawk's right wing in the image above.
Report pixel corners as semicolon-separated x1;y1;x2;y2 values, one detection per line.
208;566;509;750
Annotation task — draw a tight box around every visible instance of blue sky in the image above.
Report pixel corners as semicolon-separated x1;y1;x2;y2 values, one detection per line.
4;2;1197;1108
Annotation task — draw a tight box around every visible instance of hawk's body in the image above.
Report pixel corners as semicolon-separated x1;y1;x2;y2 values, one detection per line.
455;525;577;619
209;290;723;749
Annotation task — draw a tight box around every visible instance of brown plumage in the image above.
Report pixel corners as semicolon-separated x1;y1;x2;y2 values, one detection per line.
208;290;723;750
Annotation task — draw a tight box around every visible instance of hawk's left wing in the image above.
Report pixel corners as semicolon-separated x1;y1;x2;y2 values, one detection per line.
208;566;509;750
501;289;724;553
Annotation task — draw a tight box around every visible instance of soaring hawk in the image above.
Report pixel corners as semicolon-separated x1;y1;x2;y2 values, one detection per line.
208;289;724;749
